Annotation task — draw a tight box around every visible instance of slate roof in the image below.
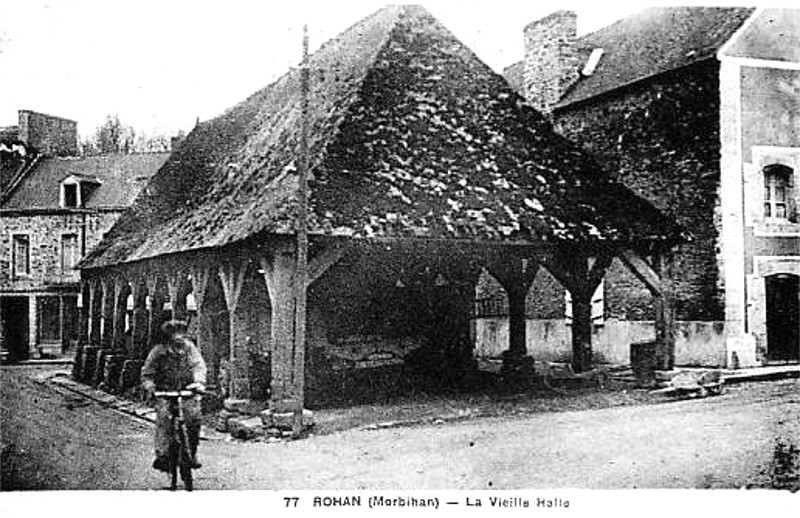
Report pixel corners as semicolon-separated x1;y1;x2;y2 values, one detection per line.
503;7;755;108
1;153;169;210
721;9;800;63
80;5;679;270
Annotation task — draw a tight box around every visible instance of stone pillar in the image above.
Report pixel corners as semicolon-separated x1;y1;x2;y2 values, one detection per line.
59;295;67;354
88;281;102;346
653;253;676;371
28;295;38;359
100;279;115;349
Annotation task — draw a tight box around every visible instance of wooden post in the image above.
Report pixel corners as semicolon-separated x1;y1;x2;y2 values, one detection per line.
260;246;301;418
619;249;676;371
130;280;149;359
543;249;612;373
218;259;249;400
167;273;189;322
289;23;311;437
146;276;166;351
100;278;115;349
488;256;539;378
88;280;102;346
77;281;89;346
112;280;129;352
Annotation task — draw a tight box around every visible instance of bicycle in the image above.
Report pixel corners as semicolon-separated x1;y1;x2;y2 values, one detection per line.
153;389;200;491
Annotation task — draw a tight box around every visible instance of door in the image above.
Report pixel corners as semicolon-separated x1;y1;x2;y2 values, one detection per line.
765;274;800;362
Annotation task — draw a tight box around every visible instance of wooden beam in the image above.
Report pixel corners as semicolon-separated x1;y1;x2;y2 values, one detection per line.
307;240;352;286
619;250;662;296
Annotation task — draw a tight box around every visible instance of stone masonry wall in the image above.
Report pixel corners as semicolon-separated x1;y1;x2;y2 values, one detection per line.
0;211;120;291
554;60;725;321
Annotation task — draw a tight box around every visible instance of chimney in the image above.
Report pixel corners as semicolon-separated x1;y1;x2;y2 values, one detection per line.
18;109;79;156
523;10;579;115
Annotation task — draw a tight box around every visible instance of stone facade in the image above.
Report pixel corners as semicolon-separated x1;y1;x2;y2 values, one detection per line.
0;210;121;359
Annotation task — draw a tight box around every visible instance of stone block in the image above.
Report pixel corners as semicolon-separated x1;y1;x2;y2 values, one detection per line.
118;359;143;392
223;398;251;413
261;409;314;430
215;410;234;433
81;347;100;384
228;416;264;440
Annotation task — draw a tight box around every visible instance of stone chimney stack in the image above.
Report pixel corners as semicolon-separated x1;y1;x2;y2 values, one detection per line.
523;10;579;115
18;109;78;157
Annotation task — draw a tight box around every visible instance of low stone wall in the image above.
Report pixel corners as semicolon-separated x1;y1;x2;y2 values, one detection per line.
475;318;727;367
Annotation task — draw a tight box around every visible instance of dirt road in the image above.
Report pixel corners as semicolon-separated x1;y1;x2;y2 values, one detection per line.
1;364;798;490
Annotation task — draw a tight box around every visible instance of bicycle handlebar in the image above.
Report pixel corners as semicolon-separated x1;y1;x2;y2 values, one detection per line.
154;390;197;398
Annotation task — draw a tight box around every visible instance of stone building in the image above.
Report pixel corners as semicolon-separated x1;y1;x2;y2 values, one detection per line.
0;110;168;360
74;5;679;422
502;7;800;367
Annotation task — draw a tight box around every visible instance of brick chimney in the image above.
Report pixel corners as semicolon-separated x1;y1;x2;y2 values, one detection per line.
523;10;579;115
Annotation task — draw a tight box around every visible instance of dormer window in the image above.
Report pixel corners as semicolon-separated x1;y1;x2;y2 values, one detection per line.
764;164;795;221
60;174;101;208
63;183;79;207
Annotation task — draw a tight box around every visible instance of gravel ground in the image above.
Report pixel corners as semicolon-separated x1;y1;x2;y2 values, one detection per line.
2;364;798;491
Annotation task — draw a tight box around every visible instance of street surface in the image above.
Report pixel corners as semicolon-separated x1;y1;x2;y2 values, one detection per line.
1;364;798;490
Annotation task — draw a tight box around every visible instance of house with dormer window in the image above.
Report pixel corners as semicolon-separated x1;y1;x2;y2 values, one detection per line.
0;110;168;361
502;7;800;368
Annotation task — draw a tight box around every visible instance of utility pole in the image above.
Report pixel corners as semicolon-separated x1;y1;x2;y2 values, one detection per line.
292;24;310;438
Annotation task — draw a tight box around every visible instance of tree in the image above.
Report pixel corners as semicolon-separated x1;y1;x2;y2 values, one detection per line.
91;114;136;154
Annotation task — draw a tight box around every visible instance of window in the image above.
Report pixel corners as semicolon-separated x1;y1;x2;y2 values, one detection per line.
764;164;794;221
61;233;79;272
62;183;79;207
12;234;30;277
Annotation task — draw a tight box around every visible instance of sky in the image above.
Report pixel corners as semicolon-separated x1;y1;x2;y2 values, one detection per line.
0;0;765;140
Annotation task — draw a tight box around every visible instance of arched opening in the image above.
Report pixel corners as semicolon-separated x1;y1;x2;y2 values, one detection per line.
232;260;272;399
766;273;800;363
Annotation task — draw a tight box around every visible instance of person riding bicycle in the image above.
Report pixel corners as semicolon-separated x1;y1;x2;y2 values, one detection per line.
142;319;207;473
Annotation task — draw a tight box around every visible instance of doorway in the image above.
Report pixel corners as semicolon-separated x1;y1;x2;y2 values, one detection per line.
1;297;30;361
765;274;800;363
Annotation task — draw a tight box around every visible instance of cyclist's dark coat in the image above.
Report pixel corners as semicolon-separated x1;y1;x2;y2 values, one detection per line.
142;337;207;391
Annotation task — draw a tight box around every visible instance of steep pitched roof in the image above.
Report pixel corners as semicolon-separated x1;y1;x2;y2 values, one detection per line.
80;5;679;270
1;153;169;209
558;7;755;108
721;8;800;63
503;7;755;108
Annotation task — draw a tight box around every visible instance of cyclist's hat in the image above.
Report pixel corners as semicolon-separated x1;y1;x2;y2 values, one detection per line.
161;319;189;336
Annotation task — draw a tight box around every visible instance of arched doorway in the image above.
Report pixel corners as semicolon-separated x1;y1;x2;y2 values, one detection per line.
766;274;800;362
